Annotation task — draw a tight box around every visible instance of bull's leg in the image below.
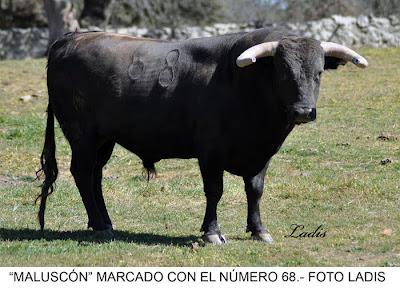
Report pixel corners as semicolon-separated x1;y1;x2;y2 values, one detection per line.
243;163;273;244
91;141;115;230
70;140;108;232
199;158;226;244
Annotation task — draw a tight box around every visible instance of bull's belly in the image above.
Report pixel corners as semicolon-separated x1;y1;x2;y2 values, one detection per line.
223;154;270;177
111;138;278;178
111;129;196;162
95;100;196;160
109;128;282;177
221;138;284;177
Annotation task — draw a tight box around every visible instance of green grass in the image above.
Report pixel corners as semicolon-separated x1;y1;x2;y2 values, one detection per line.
0;49;399;266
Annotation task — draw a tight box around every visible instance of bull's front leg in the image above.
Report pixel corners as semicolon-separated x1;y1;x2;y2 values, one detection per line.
199;157;226;244
243;163;273;244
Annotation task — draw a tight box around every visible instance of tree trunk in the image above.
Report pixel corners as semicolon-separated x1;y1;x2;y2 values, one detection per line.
44;0;82;48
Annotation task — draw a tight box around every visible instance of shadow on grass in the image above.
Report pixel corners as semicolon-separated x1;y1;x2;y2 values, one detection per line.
0;228;199;247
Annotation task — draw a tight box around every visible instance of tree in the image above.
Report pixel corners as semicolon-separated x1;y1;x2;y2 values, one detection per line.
282;0;400;22
364;0;400;16
220;0;283;25
80;0;116;28
108;0;223;28
44;0;83;47
283;0;363;22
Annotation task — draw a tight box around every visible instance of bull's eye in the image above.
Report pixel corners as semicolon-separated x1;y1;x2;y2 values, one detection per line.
314;71;323;82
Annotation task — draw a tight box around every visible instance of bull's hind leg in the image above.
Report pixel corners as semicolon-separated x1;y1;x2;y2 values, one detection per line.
70;137;108;232
91;141;115;230
243;164;273;244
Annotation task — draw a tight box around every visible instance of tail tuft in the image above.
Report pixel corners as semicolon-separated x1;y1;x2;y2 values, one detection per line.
35;105;58;230
142;160;156;182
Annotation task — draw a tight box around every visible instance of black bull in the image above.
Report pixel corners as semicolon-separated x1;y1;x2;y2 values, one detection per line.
37;28;366;244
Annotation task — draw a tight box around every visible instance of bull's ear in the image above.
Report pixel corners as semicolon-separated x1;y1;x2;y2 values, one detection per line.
324;56;346;70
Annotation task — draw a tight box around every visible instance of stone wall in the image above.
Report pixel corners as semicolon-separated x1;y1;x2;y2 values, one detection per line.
1;15;400;60
0;28;48;59
286;15;400;48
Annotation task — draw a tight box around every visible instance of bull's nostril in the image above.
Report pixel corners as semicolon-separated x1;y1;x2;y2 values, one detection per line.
309;108;317;120
292;107;316;124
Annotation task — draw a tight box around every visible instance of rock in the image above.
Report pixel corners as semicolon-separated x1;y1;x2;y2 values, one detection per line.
389;15;400;26
377;133;398;141
336;143;351;147
356;15;369;28
381;30;400;46
380;158;392;165
370;17;391;29
331;15;355;27
365;26;383;47
191;242;200;251
383;228;393;236
19;95;32;102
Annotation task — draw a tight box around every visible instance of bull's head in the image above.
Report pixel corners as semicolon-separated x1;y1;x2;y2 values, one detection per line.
236;38;368;125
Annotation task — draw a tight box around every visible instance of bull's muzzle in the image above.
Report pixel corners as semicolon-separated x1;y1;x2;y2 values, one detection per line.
293;107;316;124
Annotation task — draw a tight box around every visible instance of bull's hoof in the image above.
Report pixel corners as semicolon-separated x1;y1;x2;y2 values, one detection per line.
252;232;273;244
202;233;227;245
92;229;115;241
88;222;113;230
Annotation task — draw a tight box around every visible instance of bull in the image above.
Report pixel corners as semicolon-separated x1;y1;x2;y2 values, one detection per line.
37;28;367;244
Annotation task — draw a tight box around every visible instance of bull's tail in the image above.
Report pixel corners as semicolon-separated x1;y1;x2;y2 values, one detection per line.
35;104;58;230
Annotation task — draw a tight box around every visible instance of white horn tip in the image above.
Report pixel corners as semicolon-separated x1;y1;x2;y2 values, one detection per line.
352;56;368;68
236;56;257;68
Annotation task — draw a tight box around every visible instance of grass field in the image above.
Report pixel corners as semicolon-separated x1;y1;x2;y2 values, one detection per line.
0;48;399;266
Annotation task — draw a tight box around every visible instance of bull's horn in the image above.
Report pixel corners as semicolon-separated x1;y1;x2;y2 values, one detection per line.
321;41;368;68
236;41;279;68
